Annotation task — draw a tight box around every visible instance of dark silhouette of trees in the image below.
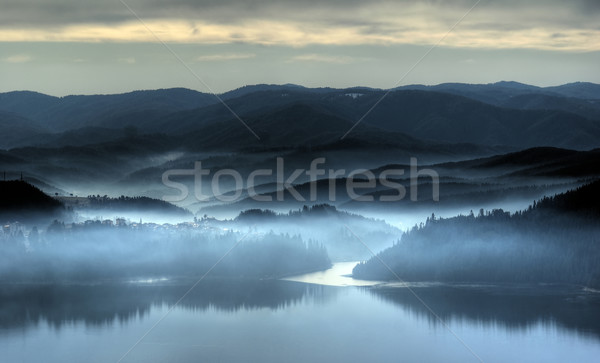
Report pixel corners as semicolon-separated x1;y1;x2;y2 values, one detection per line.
0;224;331;282
0;181;63;212
353;180;600;288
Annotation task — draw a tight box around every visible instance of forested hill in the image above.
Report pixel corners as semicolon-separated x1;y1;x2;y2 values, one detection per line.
352;180;600;287
0;180;64;220
533;179;600;217
234;204;399;261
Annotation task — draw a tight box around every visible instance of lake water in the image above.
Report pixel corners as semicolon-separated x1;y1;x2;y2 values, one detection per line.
1;263;600;363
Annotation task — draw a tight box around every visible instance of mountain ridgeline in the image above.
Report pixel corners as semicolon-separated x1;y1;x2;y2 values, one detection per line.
1;82;598;204
1;81;599;151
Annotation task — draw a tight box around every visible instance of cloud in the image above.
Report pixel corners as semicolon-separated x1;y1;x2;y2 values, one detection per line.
288;54;360;64
196;53;256;62
3;54;32;63
0;1;598;27
0;1;599;51
118;57;136;64
0;19;598;52
1;1;598;26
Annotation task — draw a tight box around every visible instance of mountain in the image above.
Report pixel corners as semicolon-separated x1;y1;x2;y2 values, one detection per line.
0;111;48;149
219;83;379;99
131;88;600;150
0;180;64;220
396;82;543;105
179;103;427;151
436;147;600;178
500;93;600;120
151;89;333;135
27;127;132;148
352;180;600;287
0;88;218;132
1;134;180;188
350;90;600;150
544;82;600;100
175;102;514;160
396;82;600;120
437;147;580;169
397;81;600;104
535;179;600;216
221;84;316;99
0;91;58;120
3;83;600;151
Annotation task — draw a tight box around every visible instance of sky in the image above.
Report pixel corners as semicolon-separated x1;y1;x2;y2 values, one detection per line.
0;0;599;96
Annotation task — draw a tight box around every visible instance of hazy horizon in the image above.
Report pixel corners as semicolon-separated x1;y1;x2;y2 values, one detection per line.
2;79;598;98
2;1;600;95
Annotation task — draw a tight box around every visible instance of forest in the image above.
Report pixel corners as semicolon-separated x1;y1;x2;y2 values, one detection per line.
0;224;331;282
353;180;600;288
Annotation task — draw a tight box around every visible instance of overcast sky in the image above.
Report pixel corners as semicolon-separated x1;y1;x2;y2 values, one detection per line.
1;0;598;95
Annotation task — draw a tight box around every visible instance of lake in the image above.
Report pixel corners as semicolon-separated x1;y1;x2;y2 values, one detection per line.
1;263;600;363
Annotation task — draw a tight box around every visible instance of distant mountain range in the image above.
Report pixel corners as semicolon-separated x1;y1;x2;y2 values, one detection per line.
192;146;600;220
1;81;599;151
1;81;599;203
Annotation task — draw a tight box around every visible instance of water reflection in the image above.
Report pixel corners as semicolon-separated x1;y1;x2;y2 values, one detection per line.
369;284;600;340
3;278;600;343
0;279;332;332
283;261;381;286
2;281;600;362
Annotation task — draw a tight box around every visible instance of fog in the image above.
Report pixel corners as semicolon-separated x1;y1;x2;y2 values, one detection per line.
353;184;600;288
0;222;331;282
1;154;599;363
3;159;595;284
